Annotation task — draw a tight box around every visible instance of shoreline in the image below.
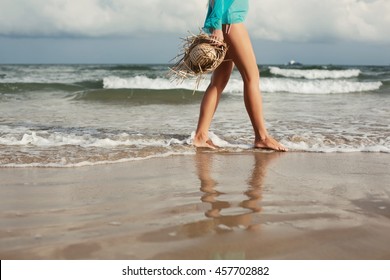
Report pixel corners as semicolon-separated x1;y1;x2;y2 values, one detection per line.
1;151;389;259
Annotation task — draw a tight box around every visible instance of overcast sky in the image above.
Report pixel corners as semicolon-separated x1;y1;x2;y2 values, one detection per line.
1;0;389;65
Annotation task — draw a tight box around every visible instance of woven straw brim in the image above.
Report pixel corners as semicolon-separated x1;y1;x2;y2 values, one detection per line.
169;33;228;85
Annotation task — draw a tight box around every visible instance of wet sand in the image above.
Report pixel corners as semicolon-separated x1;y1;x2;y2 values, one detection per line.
0;152;390;259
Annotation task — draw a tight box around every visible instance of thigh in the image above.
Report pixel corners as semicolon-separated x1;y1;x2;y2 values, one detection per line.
210;52;234;89
224;23;259;83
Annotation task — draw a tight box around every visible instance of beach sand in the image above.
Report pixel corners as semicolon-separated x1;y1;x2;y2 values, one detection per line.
0;152;389;260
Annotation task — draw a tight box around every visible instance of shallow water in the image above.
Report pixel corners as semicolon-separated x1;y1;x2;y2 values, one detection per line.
1;64;389;167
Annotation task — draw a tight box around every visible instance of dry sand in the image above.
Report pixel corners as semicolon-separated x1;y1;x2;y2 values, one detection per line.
0;151;389;259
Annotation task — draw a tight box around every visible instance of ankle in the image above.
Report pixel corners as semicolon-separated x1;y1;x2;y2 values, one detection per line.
195;131;208;139
255;132;269;142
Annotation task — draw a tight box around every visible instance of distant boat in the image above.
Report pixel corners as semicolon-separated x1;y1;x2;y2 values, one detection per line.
287;60;302;66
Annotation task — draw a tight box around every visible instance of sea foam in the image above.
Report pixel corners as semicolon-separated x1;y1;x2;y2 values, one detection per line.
261;78;382;94
269;67;361;79
103;75;382;94
0;130;180;148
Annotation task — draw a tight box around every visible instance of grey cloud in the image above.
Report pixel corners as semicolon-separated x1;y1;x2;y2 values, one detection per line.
0;0;389;44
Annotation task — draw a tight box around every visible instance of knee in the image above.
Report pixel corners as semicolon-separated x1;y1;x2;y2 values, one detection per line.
241;71;260;86
241;73;261;96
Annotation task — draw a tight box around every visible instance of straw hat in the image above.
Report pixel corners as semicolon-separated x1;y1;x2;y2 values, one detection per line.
169;33;228;87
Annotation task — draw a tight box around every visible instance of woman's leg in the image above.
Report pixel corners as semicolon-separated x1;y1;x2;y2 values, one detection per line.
193;56;234;148
224;24;287;151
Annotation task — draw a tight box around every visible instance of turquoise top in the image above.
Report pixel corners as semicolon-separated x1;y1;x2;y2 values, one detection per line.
203;0;249;33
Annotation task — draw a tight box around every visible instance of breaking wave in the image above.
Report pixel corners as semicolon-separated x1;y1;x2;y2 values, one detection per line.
269;67;361;80
103;75;382;94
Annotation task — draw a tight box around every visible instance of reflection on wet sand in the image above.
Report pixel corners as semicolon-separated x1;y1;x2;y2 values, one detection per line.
198;151;278;232
2;152;389;259
77;152;390;260
139;151;282;246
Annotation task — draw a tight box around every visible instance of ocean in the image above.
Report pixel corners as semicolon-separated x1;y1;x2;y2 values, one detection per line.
0;64;389;167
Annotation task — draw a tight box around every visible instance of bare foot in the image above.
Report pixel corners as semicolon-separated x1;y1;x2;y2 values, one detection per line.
193;137;218;149
254;137;288;152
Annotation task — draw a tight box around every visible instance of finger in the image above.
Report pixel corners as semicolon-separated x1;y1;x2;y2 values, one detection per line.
209;36;223;46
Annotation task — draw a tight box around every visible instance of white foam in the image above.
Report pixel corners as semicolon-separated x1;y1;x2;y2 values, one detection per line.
103;75;215;91
281;137;390;153
0;131;187;148
101;75;239;92
103;75;246;93
189;131;250;149
0;151;196;168
261;78;382;94
269;67;361;79
103;76;174;90
2;124;389;168
103;75;382;94
187;132;390;153
0;128;197;168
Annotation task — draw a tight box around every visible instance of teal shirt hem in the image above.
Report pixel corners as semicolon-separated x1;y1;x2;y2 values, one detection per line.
203;0;249;33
